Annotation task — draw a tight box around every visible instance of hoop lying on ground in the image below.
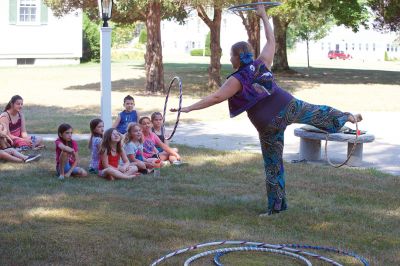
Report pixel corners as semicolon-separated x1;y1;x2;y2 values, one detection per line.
186;247;313;266
162;76;183;140
150;240;370;266
228;1;281;12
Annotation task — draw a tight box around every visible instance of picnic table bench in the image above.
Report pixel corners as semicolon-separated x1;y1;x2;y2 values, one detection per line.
294;125;375;166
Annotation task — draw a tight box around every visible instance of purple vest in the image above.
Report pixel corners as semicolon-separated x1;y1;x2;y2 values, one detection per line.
227;59;293;129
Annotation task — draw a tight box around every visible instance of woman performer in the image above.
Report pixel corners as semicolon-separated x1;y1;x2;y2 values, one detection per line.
171;5;362;216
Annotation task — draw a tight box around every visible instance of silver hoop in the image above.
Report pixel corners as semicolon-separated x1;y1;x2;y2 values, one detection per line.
228;1;281;12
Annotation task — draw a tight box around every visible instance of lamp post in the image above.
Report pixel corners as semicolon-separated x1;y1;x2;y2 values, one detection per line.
98;0;113;129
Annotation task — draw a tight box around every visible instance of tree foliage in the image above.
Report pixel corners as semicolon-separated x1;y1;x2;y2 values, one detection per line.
82;12;100;62
368;0;400;31
111;23;136;47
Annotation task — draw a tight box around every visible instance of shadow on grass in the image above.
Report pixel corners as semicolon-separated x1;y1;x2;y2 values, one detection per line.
19;104;101;134
290;67;400;85
64;62;220;97
63;63;400;98
0;142;399;265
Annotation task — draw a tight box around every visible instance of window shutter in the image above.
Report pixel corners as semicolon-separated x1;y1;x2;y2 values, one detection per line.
40;0;48;25
9;0;17;25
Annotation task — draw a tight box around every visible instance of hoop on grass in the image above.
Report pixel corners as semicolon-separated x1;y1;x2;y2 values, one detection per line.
162;76;183;141
228;1;282;12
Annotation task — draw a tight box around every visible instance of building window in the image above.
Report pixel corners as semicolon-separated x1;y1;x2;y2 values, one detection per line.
345;43;348;50
387;44;390;51
17;58;35;65
328;42;331;50
373;43;375;51
321;42;324;50
192;41;195;49
352;43;355;50
19;0;38;22
391;46;394;51
395;46;398;52
359;43;362;51
365;43;368;51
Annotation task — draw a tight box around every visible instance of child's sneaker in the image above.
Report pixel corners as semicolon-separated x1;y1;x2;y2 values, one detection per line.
162;161;170;167
88;167;97;174
24;154;41;163
58;175;65;180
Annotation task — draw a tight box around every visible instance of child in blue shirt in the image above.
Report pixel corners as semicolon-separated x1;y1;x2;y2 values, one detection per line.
113;95;138;134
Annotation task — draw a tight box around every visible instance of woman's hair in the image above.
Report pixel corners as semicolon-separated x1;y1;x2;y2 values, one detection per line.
4;95;23;112
139;116;151;125
124;122;142;145
231;41;254;66
151;112;163;122
88;118;103;149
100;128;122;155
57;123;73;147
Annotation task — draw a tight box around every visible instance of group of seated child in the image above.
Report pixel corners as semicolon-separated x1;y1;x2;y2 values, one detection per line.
0;94;181;181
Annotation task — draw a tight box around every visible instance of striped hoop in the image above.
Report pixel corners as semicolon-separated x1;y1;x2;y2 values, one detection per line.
162;76;183;141
228;2;282;12
150;240;370;266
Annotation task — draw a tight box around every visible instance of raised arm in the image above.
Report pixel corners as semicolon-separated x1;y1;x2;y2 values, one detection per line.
256;5;275;69
171;76;242;113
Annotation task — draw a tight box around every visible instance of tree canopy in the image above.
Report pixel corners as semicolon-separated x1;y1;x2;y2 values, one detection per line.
368;0;400;32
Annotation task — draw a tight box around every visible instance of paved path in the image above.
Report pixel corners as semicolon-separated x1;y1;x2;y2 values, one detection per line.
37;112;400;176
169;111;400;176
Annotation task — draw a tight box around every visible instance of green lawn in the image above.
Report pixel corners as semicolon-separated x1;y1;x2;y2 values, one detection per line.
0;141;398;265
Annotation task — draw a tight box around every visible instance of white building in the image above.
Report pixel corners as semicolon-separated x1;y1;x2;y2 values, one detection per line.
0;0;82;66
160;9;400;62
292;25;400;62
161;10;251;60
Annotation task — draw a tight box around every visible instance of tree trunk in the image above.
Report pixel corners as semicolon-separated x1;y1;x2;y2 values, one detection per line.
239;12;260;57
145;1;164;93
306;38;310;68
272;16;290;71
197;5;222;90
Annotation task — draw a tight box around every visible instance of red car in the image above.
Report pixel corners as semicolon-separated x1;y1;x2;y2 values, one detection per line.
328;50;352;60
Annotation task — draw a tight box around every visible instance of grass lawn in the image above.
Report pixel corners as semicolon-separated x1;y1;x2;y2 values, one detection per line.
0;141;399;265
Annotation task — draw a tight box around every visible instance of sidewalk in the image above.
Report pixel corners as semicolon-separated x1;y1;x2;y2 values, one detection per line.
37;112;400;176
169;111;400;176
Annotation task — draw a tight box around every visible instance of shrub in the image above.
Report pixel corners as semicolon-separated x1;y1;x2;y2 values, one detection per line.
190;49;211;56
384;51;389;61
139;29;147;44
82;13;100;62
111;49;145;61
112;24;135;48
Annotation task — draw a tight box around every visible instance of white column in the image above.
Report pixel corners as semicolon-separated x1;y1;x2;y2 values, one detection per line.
100;27;112;129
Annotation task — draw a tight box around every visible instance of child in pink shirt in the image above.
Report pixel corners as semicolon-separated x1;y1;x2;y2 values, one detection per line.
55;123;87;180
139;117;181;164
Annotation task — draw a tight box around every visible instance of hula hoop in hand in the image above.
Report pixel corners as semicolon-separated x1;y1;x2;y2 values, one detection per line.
228;1;282;12
162;76;183;141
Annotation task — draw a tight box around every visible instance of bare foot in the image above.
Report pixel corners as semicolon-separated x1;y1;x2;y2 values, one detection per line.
348;113;363;123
